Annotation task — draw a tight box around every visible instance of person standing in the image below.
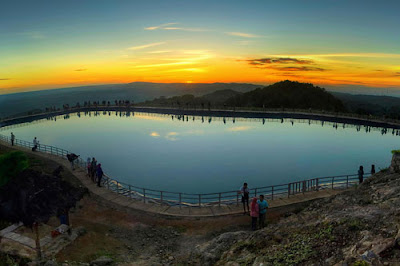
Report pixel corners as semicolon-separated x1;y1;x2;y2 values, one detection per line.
257;195;269;229
358;165;364;183
371;165;375;175
10;132;15;146
33;137;38;151
250;197;259;231
239;182;250;214
86;157;91;177
96;164;104;187
91;157;97;182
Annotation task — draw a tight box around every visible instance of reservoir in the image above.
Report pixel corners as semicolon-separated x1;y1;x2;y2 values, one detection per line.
1;111;398;193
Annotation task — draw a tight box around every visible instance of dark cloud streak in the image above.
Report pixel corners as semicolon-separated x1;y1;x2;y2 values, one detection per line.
247;57;314;65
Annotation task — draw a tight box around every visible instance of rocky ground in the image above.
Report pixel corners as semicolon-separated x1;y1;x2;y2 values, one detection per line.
192;170;400;265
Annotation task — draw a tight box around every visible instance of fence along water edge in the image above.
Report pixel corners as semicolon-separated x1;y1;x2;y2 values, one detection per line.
0;134;369;208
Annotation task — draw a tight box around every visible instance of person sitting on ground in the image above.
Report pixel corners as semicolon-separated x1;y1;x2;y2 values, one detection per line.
96;163;104;187
239;182;250;214
358;165;364;183
66;153;79;170
257;194;269;229
10;132;15;146
250;197;259;231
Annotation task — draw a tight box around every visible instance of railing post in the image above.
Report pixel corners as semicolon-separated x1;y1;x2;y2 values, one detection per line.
254;188;258;197
129;185;131;199
198;194;201;207
143;188;146;203
271;186;274;200
316;178;319;191
160;191;163;204
332;177;334;189
179;193;182;208
218;193;221;207
288;183;291;198
236;193;239;206
346;176;349;188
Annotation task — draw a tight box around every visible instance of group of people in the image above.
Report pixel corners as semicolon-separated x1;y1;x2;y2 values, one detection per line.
358;164;375;183
87;157;103;187
239;182;269;231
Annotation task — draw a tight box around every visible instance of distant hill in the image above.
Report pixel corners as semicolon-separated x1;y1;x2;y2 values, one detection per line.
140;89;243;108
0;82;259;118
226;80;346;112
332;92;400;118
141;81;347;112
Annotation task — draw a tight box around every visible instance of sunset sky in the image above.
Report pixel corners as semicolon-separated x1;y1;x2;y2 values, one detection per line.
1;0;399;94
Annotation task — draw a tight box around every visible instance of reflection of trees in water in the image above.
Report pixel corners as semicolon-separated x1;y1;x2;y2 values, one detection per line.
2;111;400;137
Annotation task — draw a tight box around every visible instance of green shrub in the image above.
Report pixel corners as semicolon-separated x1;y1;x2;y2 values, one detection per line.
0;151;29;187
391;150;400;155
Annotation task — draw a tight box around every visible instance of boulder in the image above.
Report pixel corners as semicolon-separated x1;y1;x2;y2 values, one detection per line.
389;153;400;173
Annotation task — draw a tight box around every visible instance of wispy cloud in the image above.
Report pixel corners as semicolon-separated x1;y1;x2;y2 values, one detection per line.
0;78;11;81
227;126;253;132
74;69;87;72
128;42;166;50
243;57;326;71
150;132;160;137
226;32;260;38
145;22;207;32
247;57;314;65
278;66;326;72
147;50;172;54
165;68;206;73
135;51;213;69
166;132;179;141
145;23;178;30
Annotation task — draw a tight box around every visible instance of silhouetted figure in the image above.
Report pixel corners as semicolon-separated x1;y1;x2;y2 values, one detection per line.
67;153;79;170
96;164;104;187
239;182;250;214
358;166;364;183
11;132;15;146
91;158;97;182
32;137;38;151
371;165;375;175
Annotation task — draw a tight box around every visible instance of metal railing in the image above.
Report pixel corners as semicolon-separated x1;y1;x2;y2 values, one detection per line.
0;133;369;208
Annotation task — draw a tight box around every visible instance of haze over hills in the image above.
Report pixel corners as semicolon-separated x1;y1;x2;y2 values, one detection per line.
2;80;400;119
0;82;259;118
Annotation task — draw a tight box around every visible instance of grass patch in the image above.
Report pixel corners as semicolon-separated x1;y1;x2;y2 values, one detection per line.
0;151;29;187
391;150;400;155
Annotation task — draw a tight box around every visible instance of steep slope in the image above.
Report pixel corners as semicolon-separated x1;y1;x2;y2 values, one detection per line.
194;168;400;265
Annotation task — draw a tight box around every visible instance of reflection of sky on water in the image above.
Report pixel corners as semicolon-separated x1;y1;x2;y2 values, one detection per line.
1;111;400;193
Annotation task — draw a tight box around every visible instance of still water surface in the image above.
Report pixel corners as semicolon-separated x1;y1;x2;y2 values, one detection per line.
1;111;399;193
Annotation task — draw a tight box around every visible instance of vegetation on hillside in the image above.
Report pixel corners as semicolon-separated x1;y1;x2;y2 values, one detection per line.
226;80;346;112
141;80;347;112
0;151;29;187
